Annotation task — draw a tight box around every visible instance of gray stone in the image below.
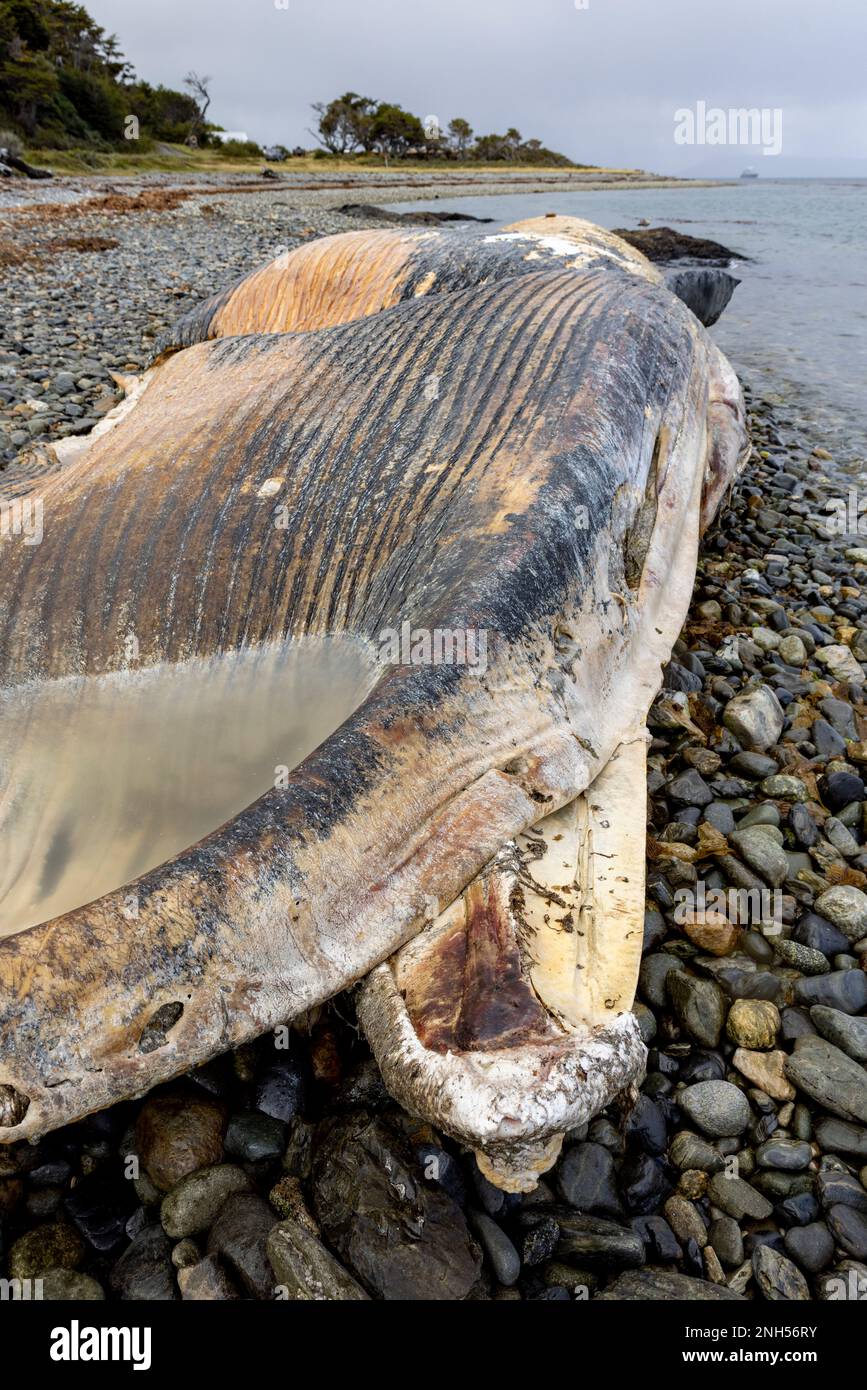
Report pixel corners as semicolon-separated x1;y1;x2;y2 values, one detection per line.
755;1138;812;1171
784;1036;867;1124
596;1268;744;1300
752;1244;810;1300
809;1006;867;1062
814;885;867;941
678;1081;751;1137
666;972;727;1047
707;1173;773;1221
793;969;867;1014
160;1164;251;1239
723;686;784;752
730;827;788;886
266;1218;369;1299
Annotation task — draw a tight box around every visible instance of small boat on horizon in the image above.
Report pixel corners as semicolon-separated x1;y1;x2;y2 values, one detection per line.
740;167;759;179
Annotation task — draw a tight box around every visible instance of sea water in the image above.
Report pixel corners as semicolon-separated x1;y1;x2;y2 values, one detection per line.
0;638;382;937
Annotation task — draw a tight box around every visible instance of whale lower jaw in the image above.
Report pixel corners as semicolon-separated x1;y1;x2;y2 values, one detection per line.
359;735;650;1191
360;969;646;1192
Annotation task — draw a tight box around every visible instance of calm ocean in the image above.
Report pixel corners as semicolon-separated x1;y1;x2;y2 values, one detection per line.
394;179;867;469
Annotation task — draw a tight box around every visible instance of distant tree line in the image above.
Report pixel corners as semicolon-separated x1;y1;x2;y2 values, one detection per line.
0;0;215;148
311;92;575;165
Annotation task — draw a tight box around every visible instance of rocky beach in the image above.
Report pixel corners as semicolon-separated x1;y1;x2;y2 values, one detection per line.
2;173;867;1303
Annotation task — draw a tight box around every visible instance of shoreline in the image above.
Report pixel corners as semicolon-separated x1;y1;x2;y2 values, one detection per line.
0;166;730;213
1;197;866;1302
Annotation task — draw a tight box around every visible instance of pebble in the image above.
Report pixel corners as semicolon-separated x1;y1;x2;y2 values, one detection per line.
666;973;728;1047
135;1090;226;1192
265;1216;369;1300
722;686;784;751
678;1081;751;1136
160;1164;251;1239
755;1138;812;1170
726;999;780;1049
826;1205;867;1260
784;1036;867;1123
809;1005;867;1061
793;969;867;1013
110;1223;178;1301
784;1223;834;1274
707;1173;773;1221
733;1048;796;1102
814;885;867;941
753;1243;810;1299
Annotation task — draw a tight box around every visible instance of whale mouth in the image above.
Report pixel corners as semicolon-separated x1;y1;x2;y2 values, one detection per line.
0;636;382;938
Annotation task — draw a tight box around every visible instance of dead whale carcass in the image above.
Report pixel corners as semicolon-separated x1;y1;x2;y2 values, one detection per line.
0;219;748;1188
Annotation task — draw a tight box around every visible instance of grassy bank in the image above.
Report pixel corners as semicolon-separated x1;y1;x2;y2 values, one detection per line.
22;143;642;179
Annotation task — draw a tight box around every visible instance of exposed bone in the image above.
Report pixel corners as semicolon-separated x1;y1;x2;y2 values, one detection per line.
358;735;649;1191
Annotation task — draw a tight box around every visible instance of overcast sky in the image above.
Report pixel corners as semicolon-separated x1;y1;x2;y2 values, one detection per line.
87;0;867;176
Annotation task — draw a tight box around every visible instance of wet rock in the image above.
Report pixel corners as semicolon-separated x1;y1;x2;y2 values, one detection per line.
708;1173;773;1221
253;1059;306;1123
469;1212;521;1287
809;1005;867;1061
160;1163;251;1239
40;1269;106;1300
789;805;820;849
760;774;808;802
814;885;867;941
8;1221;85;1279
826;1205;867;1260
666;769;713;807
820;772;865;814
176;1256;237;1300
784;1036;867;1123
626;1094;668;1156
784;1223;834;1274
63;1170;135;1253
752;1244;810;1300
110;1223;178;1301
266;1217;369;1300
520;1215;560;1266
756;1138;812;1170
669;1131;726;1173
666;972;727;1046
726;999;780;1049
553;1209;645;1269
663;1195;707;1247
632;1214;682;1262
596;1268;744;1299
311;1113;481;1299
639;954;685;1007
619;1152;672;1214
814;1117;867;1160
709;1215;744;1268
224;1111;286;1164
776;940;831;976
557;1142;622;1215
135;1090;226;1192
679;1080;751;1137
723;686;784;751
730;828;788;886
793;969;867;1013
207;1191;279;1300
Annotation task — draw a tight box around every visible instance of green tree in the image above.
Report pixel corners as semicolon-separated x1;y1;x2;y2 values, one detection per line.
369;102;424;157
311;91;376;154
447;116;473;157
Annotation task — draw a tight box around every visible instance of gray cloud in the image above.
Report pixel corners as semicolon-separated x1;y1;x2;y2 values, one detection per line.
87;0;867;175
